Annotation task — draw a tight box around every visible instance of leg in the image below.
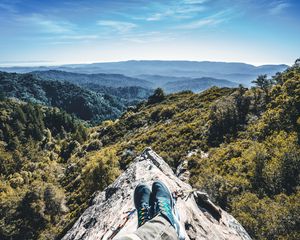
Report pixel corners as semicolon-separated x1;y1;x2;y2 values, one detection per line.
117;215;178;240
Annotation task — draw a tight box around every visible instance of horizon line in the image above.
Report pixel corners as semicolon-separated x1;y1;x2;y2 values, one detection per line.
0;59;291;68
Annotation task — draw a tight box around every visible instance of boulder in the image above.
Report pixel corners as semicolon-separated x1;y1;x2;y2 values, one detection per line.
62;148;251;240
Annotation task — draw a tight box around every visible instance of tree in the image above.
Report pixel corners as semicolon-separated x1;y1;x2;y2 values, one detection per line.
0;90;5;101
252;74;271;91
17;187;48;239
83;148;120;193
44;184;67;223
147;88;165;104
272;72;284;85
7;136;20;151
252;74;272;103
234;85;250;123
73;123;88;143
13;105;26;123
2;124;14;145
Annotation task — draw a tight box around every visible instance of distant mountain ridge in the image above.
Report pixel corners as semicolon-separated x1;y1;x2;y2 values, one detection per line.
2;69;236;123
31;70;154;103
31;70;154;89
0;60;288;86
32;70;237;93
163;77;238;93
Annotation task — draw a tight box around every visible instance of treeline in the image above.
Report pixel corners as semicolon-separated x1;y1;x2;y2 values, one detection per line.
0;100;87;150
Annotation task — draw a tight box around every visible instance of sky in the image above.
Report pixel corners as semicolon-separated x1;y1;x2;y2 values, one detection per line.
0;0;299;66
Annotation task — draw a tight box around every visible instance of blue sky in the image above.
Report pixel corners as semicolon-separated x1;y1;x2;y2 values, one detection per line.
0;0;299;66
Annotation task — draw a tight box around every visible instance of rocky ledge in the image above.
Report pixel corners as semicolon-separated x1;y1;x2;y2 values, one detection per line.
62;148;251;240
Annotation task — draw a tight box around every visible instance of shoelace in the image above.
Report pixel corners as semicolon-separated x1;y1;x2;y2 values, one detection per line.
137;205;150;226
156;199;175;223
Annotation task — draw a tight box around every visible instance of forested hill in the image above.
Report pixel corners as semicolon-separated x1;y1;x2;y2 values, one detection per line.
163;77;238;93
0;60;299;240
32;70;237;93
0;100;90;239
31;70;154;89
0;71;144;124
80;83;153;104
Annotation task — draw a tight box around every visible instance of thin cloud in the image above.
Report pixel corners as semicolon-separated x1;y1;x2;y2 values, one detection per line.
269;1;290;15
59;35;99;40
183;0;209;4
146;12;168;21
97;20;137;33
146;5;205;21
37;34;103;45
175;10;232;29
16;14;74;34
122;31;175;43
176;18;222;29
0;2;17;13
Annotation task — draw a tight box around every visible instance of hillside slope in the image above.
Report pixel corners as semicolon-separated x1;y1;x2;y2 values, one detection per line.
31;70;154;89
0;72;130;123
79;84;153;105
163;77;238;93
0;99;90;239
33;70;237;94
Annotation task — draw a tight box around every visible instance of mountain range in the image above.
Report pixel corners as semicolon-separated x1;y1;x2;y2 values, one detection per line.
0;60;289;125
0;60;288;86
32;70;238;93
31;70;154;89
161;77;237;93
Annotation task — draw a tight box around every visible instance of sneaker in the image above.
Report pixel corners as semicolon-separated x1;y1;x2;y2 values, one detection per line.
152;181;185;239
134;183;151;227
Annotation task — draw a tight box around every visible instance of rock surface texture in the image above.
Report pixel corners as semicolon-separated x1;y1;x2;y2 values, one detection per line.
63;148;252;240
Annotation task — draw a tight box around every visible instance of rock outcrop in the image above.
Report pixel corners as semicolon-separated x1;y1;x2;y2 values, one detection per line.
63;148;251;240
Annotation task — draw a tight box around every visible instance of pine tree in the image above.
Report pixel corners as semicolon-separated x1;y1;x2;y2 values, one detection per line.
252;74;272;103
148;88;165;104
0;90;5;101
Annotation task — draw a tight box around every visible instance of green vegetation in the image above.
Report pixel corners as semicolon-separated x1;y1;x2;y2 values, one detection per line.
0;61;299;239
32;70;154;89
0;71;152;124
0;100;119;239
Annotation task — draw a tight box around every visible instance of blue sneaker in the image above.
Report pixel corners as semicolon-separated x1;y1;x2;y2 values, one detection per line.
152;181;185;239
134;183;151;227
